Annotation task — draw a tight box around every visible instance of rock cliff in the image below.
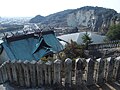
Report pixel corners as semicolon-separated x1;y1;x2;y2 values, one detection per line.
29;6;119;33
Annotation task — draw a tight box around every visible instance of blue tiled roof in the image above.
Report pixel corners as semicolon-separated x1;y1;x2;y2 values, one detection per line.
2;31;63;61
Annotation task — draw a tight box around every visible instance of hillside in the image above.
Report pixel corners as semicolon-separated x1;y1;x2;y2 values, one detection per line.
29;6;120;33
29;15;45;23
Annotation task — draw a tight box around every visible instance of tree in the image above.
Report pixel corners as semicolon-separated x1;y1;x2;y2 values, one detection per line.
63;40;85;59
82;32;93;49
106;24;120;41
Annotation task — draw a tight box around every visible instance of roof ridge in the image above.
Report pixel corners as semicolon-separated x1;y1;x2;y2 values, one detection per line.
2;30;54;42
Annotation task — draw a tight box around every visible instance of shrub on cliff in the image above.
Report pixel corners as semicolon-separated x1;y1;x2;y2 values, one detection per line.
106;24;120;40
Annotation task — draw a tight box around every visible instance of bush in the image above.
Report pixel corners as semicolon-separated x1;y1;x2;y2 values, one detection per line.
63;40;85;59
106;24;120;40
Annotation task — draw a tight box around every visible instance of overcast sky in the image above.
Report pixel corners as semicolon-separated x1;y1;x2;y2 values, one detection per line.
0;0;120;17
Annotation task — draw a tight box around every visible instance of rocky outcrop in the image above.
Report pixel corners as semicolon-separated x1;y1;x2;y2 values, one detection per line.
29;6;118;33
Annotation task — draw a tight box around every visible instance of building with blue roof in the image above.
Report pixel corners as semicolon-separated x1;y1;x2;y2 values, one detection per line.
0;30;63;63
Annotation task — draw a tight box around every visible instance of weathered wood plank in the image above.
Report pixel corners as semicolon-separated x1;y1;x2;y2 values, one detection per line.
29;60;37;87
75;58;85;86
36;60;44;87
22;60;30;87
16;60;25;86
86;58;95;85
5;60;12;83
11;60;18;85
97;58;106;84
94;58;101;83
45;60;52;85
53;59;62;86
64;58;72;87
112;56;120;81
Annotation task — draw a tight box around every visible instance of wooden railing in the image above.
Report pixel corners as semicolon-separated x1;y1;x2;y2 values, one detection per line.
0;56;120;88
88;40;120;50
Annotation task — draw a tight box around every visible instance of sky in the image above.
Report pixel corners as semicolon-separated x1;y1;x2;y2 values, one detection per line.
0;0;120;17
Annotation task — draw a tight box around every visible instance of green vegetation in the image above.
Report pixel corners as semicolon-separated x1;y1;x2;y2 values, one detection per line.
63;40;85;59
41;34;93;60
82;32;93;49
40;40;86;61
106;24;120;41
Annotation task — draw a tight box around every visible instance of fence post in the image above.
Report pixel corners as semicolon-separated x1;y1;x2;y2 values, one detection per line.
104;57;111;82
75;58;86;87
5;60;12;83
115;56;120;81
106;57;115;82
11;60;18;85
64;58;72;87
94;58;101;83
112;56;120;81
0;66;3;84
36;60;44;87
97;58;106;84
16;60;25;87
53;59;62;86
44;60;52;85
22;60;30;87
86;58;95;85
3;61;9;83
0;62;7;83
29;60;37;87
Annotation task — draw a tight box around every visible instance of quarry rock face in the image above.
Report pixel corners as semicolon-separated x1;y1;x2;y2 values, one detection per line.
30;6;119;33
67;10;95;28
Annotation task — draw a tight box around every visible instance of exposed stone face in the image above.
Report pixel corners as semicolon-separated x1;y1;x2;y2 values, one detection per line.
67;10;95;28
29;6;118;33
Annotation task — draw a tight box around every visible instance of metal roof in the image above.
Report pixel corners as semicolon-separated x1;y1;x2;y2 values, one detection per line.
58;32;106;45
1;30;63;61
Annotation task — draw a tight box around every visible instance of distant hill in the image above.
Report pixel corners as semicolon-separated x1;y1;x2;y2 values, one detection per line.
29;15;45;23
29;6;120;33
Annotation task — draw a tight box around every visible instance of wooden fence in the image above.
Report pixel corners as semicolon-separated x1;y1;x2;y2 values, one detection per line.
88;40;120;50
0;56;120;88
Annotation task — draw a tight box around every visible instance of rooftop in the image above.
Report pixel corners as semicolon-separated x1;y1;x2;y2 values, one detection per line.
1;30;63;61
